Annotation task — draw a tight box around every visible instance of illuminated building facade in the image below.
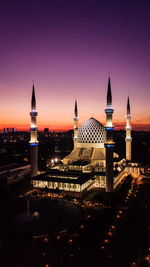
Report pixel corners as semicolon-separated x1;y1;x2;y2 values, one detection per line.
62;78;116;192
32;171;95;197
63;117;107;167
32;78;137;196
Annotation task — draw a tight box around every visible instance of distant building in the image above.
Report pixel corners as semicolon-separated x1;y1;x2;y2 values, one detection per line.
0;163;30;186
44;128;49;132
12;127;17;132
3;127;17;133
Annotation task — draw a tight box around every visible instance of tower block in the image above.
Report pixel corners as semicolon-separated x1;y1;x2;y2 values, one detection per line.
104;78;115;192
125;96;132;161
73;100;79;149
29;84;39;177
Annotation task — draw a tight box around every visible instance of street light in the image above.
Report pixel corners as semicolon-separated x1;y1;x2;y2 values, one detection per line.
55;157;58;162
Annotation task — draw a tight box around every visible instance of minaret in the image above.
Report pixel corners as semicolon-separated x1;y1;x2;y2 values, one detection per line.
125;96;132;161
104;77;115;192
29;84;38;177
73;99;78;149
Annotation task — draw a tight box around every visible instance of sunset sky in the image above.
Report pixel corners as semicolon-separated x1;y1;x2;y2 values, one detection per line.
0;0;150;131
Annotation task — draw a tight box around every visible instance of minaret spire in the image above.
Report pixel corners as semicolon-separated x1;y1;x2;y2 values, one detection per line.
29;84;38;177
104;77;115;192
74;99;78;118
73;99;79;149
31;84;36;110
107;77;112;108
125;96;132;161
127;95;130;115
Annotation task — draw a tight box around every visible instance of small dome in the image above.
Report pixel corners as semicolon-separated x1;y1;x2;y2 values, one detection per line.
77;117;106;143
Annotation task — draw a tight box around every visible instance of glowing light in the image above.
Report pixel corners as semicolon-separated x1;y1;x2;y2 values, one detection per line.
105;108;114;114
43;237;49;243
105;144;115;148
30;111;38;116
107;231;113;237
105;127;114;131
56;235;60;240
104;239;109;244
118;210;123;214
68;239;73;244
145;256;150;263
30;143;39;146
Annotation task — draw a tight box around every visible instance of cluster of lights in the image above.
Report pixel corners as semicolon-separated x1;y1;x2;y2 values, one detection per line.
52;204;94;263
125;177;139;203
131;248;150;266
47;157;59;167
32;208;86;265
101;209;124;252
19;189;64;199
51;157;58;164
80;200;103;209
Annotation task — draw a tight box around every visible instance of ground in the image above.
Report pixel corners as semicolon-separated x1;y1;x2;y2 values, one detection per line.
0;175;149;267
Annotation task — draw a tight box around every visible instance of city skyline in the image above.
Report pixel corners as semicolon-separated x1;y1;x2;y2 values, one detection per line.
0;0;150;131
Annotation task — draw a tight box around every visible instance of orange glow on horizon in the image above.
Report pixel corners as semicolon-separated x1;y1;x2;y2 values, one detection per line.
0;121;150;132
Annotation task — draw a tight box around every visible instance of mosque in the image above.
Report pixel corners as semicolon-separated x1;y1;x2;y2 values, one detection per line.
30;78;138;197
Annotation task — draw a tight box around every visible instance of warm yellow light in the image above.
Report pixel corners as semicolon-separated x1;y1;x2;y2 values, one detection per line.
68;239;73;244
56;235;60;240
43;237;49;243
107;231;113;237
145;256;150;262
104;239;109;244
118;210;123;214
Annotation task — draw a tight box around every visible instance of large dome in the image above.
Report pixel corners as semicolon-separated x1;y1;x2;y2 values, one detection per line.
77;117;106;143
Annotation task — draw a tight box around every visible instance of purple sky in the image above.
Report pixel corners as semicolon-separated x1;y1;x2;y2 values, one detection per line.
0;0;150;131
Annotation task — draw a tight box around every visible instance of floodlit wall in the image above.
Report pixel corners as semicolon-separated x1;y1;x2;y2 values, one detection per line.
33;179;94;193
